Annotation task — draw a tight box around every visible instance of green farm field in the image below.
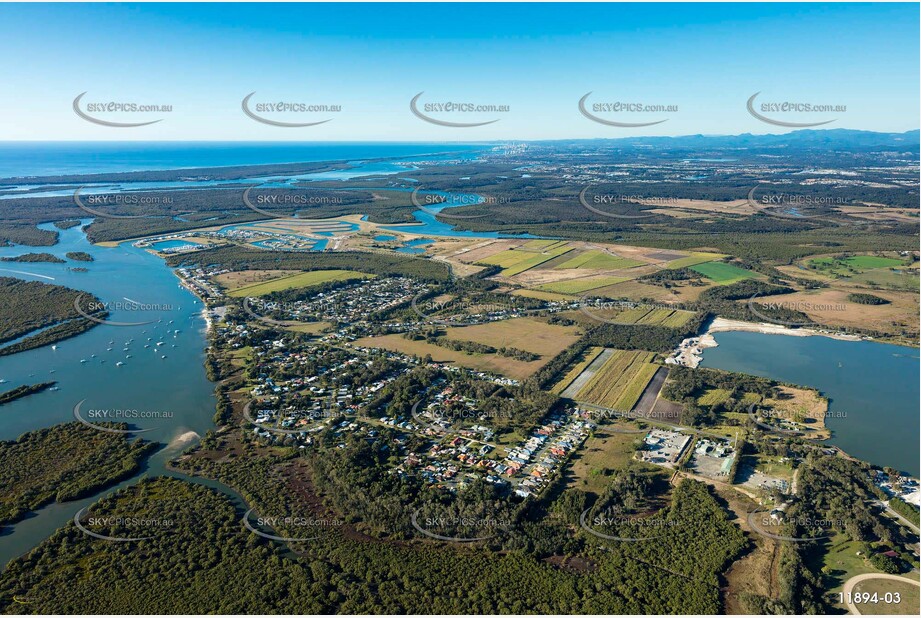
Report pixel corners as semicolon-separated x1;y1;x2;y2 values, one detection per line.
226;270;373;297
537;276;629;294
690;261;759;284
576;349;659;411
555;250;644;270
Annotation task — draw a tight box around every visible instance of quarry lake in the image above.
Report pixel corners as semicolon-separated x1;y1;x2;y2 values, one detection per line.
701;330;920;476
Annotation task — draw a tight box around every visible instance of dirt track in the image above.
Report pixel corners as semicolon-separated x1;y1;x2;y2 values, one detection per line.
841;573;920;615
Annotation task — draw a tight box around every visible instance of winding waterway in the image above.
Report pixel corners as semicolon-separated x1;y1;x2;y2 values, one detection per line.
0;220;229;565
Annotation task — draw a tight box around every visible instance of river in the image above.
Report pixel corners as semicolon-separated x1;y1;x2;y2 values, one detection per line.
0;220;231;565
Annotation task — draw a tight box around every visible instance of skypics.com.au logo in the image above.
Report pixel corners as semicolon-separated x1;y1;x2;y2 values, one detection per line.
410;92;509;127
73;399;173;434
578;92;676;127
242;186;344;219
578;186;677;220
746;185;845;221
746;92;845;128
410;508;511;543
243;509;342;542
73;92;171;128
579;505;680;542
241;92;341;127
73;507;175;542
74;294;176;327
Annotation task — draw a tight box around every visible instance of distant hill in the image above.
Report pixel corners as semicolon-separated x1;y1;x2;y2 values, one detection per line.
539;129;920;151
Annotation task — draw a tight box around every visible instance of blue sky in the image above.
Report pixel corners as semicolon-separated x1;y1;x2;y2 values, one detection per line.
0;2;917;140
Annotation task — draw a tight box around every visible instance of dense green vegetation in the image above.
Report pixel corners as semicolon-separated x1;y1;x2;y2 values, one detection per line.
663;366;778;426
0;381;56;406
0;316;103;357
0;474;738;614
0;252;64;263
889;497;920;526
692;280;808;324
53;219;81;230
65;251;93;262
0;422;156;528
0;277;106;350
847;292;890;305
167;245;450;282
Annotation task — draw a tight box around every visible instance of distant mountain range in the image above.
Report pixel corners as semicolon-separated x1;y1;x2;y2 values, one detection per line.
541;129;921;151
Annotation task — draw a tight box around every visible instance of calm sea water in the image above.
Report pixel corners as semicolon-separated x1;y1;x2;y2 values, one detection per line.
0;142;485;178
701;331;920;476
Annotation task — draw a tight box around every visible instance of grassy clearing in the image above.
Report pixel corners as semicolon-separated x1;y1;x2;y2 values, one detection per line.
477;249;535;268
354;318;579;380
849;269;920;291
664;252;726;269
565;305;695;327
510;288;574;301
690;261;759;284
520;239;569;252
698;388;732;406
444;316;581;357
284;322;332;335
810;255;904;274
537;276;630;294
566;428;647;495
551;346;604;394
555;250;644;270
501;246;574;276
851;578;921;615
227;269;373;297
576;349;659;411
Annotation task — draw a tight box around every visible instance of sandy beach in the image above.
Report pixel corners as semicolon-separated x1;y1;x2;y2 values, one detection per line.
668;317;865;368
706;317;864;341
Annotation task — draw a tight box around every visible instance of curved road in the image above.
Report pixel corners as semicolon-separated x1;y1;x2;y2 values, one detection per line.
841;573;919;615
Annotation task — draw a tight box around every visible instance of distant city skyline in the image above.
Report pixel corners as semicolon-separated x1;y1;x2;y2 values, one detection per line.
0;2;917;141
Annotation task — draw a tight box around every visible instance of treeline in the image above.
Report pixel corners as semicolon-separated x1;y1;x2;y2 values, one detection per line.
0;422;156;528
692;279;811;325
65;251;94;262
663;366;778;426
0;316;103;357
0;381;56;406
581;310;706;353
1;252;64;263
0;472;729;614
889;497;920;526
167;245;450;282
0;277;107;353
406;329;540;361
848;292;890;305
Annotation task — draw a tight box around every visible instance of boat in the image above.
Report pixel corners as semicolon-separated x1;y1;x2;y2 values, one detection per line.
161;355;167;359
51;345;58;350
80;359;87;363
126;354;132;358
116;361;124;366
